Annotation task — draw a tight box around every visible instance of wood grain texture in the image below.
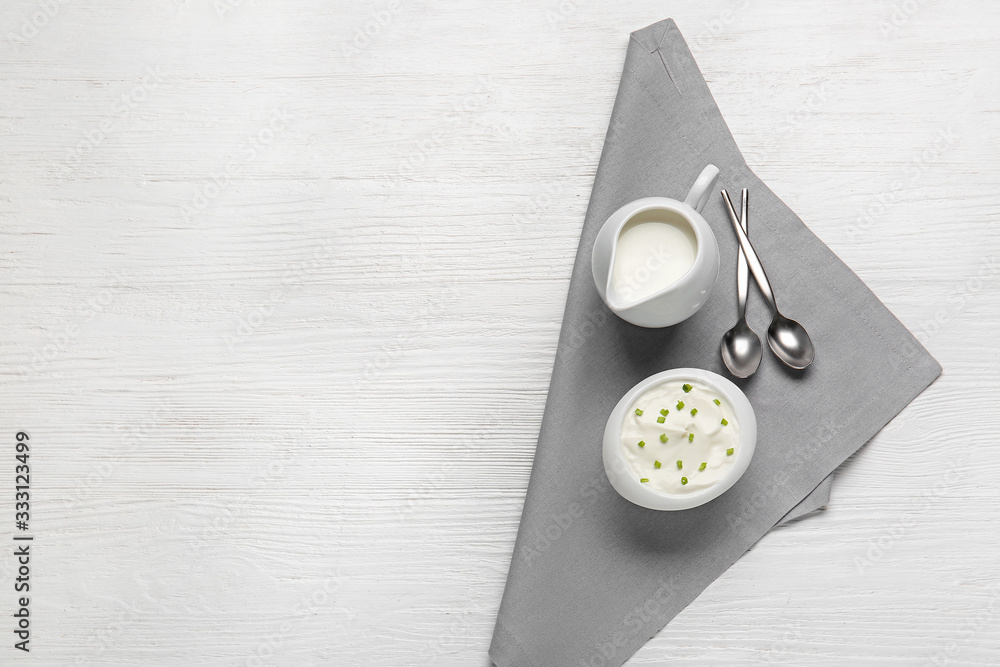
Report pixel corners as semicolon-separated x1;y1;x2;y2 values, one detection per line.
0;0;998;664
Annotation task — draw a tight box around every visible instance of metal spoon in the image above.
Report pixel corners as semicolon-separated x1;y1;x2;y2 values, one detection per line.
721;189;815;370
720;189;763;378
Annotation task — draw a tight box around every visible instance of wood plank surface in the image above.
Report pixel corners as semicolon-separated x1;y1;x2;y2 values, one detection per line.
1;0;998;664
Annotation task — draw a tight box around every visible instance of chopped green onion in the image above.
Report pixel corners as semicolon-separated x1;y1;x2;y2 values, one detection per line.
638;440;645;448
640;478;649;483
688;433;694;442
690;408;698;416
721;418;728;426
660;408;668;416
682;383;693;393
676;401;685;410
635;408;643;416
676;460;683;469
656;416;665;423
681;476;688;485
654;460;661;469
726;448;734;456
699;462;707;471
659;433;668;443
713;399;721;405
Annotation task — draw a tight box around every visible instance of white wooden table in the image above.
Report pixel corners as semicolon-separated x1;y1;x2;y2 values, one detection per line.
2;1;999;664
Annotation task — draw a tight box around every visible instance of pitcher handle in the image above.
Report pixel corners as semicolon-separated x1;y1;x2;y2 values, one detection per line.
683;164;720;213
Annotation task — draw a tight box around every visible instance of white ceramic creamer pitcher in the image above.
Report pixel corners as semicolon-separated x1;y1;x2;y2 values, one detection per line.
591;165;721;328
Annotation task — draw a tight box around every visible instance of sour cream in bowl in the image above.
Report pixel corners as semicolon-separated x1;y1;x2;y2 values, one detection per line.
603;368;756;511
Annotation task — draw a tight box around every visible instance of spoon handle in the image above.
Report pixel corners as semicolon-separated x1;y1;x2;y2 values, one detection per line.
721;189;778;313
736;188;749;320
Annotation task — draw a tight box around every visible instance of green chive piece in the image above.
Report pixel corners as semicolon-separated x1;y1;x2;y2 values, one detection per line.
688;433;694;442
699;462;707;471
660;408;668;416
676;401;685;410
654;460;661;469
726;448;734;456
676;460;683;469
660;433;668;443
721;418;728;426
690;408;698;416
638;440;645;448
681;477;688;485
635;408;643;416
640;478;649;483
713;399;721;405
656;416;665;423
682;383;693;393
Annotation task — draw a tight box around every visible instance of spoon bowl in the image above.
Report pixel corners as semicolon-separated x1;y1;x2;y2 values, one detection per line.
767;314;815;370
722;315;763;379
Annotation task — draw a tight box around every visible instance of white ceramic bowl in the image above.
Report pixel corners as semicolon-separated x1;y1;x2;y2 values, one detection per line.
603;368;757;511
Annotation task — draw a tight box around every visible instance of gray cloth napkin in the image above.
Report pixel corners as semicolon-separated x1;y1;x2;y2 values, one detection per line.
490;18;940;667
